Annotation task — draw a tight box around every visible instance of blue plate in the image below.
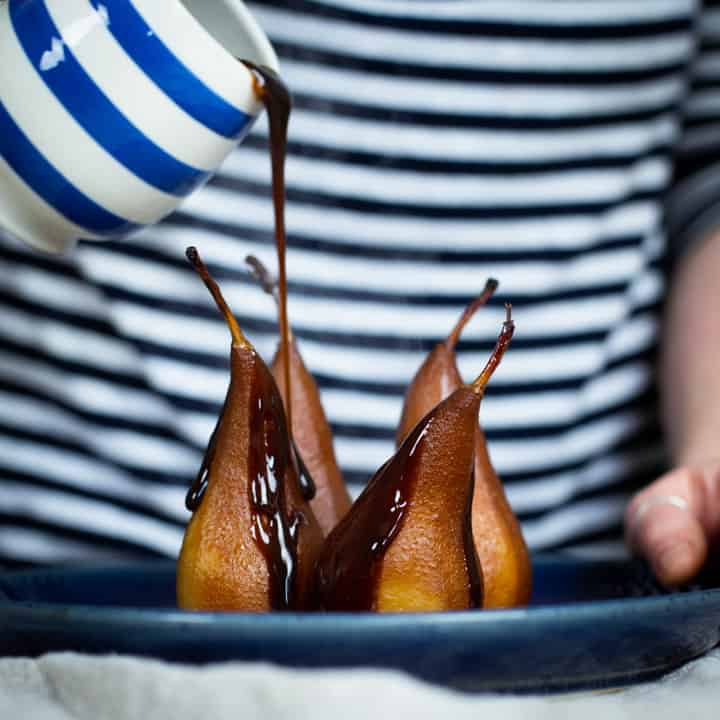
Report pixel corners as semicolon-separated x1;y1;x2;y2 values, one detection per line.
0;554;718;693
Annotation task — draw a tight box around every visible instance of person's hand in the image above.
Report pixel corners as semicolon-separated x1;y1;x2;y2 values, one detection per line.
624;460;720;587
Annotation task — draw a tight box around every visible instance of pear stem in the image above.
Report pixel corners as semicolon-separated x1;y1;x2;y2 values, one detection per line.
472;303;514;396
246;256;296;344
445;278;499;352
186;246;251;349
246;255;278;303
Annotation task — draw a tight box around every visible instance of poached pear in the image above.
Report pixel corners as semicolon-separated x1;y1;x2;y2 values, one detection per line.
176;247;323;612
396;291;532;609
314;307;515;612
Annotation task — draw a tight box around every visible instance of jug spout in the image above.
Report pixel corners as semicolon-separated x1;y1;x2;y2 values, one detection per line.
181;0;279;73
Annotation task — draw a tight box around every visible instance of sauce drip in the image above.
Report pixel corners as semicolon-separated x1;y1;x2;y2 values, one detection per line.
292;439;317;501
315;406;483;611
246;357;301;610
185;407;224;511
314;418;428;611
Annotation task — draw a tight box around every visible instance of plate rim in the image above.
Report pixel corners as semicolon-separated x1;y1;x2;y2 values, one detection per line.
1;555;719;627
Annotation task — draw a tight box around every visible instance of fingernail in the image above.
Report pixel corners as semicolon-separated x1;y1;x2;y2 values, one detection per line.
656;542;694;583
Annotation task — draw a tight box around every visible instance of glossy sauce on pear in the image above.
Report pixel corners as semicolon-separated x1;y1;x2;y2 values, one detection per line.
246;357;304;609
292;441;317;501
186;411;222;511
315;394;483;611
185;349;307;610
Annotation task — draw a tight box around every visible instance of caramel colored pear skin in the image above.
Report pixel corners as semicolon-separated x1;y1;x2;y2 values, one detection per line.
314;387;483;613
272;339;352;537
397;344;531;609
471;425;532;608
396;344;461;449
177;347;323;612
177;348;270;612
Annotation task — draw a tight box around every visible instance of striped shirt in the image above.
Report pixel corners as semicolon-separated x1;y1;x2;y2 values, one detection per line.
1;0;720;567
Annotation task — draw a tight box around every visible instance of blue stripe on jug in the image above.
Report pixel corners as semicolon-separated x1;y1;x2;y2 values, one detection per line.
88;0;255;141
9;0;210;197
0;100;139;235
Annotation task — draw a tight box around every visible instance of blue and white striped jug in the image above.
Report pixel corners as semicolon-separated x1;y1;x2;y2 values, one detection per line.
0;0;278;253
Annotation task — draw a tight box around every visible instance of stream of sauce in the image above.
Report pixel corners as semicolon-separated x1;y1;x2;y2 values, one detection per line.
243;62;293;432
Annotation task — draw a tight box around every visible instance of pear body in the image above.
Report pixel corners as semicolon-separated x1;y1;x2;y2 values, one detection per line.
272;339;352;536
471;426;532;607
315;387;483;612
177;347;323;611
397;343;531;609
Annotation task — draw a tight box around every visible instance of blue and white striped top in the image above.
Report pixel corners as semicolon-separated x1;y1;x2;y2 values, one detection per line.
1;0;720;567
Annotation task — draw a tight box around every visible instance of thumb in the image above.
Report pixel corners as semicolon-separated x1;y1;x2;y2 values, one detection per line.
624;466;720;587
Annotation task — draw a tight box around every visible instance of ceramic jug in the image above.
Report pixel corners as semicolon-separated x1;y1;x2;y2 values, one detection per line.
0;0;278;253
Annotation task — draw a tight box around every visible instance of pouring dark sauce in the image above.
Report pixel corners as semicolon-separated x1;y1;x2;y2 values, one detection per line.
243;61;316;499
243;62;293;427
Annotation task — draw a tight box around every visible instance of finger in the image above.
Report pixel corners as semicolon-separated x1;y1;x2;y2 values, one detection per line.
627;499;707;587
624;468;709;587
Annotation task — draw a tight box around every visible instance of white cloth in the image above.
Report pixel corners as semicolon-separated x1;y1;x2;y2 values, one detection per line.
1;648;719;720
